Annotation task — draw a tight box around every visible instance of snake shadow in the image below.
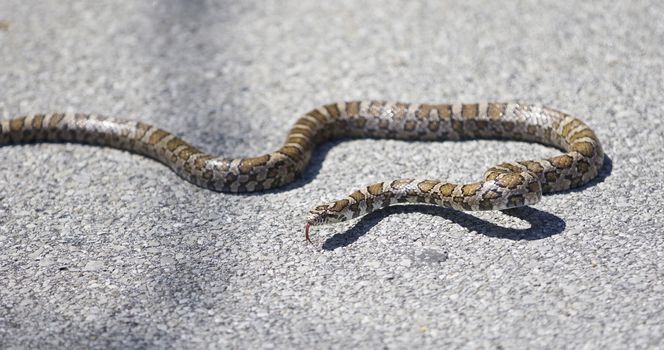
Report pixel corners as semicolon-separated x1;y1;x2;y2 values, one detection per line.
241;138;344;195
566;154;613;193
280;139;343;191
321;205;566;250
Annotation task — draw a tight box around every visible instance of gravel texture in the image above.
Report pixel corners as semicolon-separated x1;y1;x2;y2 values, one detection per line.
1;0;663;349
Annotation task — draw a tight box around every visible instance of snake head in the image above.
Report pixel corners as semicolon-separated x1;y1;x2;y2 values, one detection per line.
305;203;348;226
304;202;351;243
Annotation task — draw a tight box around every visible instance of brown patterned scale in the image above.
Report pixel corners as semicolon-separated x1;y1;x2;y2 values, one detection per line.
0;102;603;241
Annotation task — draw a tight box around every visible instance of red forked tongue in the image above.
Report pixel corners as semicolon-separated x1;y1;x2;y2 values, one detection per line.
305;223;312;243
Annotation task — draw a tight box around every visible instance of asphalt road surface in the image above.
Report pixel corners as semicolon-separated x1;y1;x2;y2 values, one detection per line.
1;0;662;348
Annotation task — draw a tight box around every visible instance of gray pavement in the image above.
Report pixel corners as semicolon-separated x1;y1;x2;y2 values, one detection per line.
1;0;663;348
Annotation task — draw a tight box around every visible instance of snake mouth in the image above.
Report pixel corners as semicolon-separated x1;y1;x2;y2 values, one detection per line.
305;212;324;226
304;212;330;243
304;210;346;243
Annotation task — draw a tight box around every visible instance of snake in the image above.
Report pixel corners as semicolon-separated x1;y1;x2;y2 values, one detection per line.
1;102;603;241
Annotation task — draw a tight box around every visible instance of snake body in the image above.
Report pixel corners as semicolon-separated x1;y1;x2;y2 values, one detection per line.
1;102;603;240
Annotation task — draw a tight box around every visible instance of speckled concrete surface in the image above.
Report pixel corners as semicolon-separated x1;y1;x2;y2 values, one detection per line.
1;0;663;349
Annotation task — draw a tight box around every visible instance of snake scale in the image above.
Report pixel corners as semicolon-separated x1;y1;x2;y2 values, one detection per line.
1;101;603;241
